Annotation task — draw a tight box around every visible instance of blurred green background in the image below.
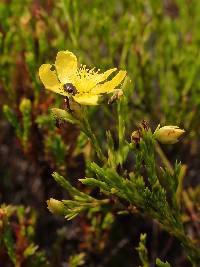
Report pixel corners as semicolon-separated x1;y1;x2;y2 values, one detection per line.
0;0;200;266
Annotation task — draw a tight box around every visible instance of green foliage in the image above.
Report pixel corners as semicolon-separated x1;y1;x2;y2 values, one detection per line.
19;98;32;147
3;223;16;265
68;252;85;267
136;233;149;267
0;205;48;266
52;172;109;220
3;105;22;138
45;133;68;166
136;233;171;267
156;258;171;267
3;98;32;149
48;104;200;265
1;0;200;266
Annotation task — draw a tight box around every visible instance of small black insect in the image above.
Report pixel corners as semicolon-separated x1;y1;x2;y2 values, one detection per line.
63;83;77;95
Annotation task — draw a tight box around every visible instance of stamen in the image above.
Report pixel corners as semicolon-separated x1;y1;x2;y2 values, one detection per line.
74;64;103;93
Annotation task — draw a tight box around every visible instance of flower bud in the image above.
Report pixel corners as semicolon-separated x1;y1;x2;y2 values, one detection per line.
47;198;66;215
19;98;31;114
154;125;185;144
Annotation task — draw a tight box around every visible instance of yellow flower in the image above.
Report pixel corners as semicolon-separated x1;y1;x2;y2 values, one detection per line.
39;50;127;105
154;125;185;144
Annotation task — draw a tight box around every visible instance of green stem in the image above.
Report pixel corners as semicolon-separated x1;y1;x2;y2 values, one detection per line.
117;100;124;149
117;77;129;152
155;142;173;174
82;115;106;163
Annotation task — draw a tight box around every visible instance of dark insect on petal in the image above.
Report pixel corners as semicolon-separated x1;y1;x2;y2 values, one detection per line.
63;83;77;95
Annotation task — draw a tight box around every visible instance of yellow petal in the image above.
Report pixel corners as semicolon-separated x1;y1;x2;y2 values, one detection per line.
55;51;78;83
96;68;117;84
91;70;127;95
73;68;117;93
39;64;67;95
73;94;100;105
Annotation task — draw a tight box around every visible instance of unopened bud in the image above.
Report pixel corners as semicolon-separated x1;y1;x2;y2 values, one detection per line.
47;198;65;215
154;125;185;144
19;98;31;113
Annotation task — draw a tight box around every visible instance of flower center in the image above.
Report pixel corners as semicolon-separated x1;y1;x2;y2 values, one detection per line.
74;65;101;93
